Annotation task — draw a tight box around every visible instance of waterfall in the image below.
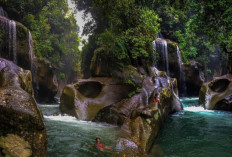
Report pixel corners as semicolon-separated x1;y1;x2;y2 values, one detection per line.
8;20;17;64
0;6;7;17
29;31;33;70
176;46;187;96
0;7;17;63
157;33;164;39
9;20;17;64
153;39;170;76
12;21;17;64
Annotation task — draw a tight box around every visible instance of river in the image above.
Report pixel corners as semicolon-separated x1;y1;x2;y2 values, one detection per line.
39;98;232;157
39;105;120;157
152;98;232;157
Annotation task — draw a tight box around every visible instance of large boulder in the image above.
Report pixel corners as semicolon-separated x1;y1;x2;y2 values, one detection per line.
94;68;182;156
60;77;135;121
0;58;47;156
0;15;32;70
199;74;232;111
32;57;58;103
183;60;205;96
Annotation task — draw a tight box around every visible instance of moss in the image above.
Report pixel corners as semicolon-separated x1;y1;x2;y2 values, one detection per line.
167;40;177;54
0;134;32;157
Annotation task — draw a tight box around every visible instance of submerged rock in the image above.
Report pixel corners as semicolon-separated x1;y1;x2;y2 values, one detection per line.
199;74;232;111
0;58;47;156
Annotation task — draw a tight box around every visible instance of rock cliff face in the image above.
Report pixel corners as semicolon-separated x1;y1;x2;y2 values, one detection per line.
0;11;58;103
32;57;58;103
0;16;32;70
183;60;205;96
61;67;182;155
154;38;205;96
0;58;47;157
199;74;232;111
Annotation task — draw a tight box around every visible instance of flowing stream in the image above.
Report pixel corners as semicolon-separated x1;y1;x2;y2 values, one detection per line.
39;104;120;157
152;98;232;157
39;98;232;157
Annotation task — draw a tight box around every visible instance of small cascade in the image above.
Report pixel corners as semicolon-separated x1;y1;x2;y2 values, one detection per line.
28;31;33;70
0;7;17;63
176;46;187;96
157;33;164;39
12;20;17;63
153;39;170;76
0;6;8;17
8;20;17;64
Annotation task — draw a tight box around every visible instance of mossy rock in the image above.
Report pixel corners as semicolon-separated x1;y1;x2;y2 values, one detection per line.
0;58;47;156
0;16;31;70
0;134;32;157
113;65;144;87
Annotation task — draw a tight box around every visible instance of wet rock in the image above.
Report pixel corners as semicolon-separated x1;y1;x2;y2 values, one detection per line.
90;48;130;77
199;74;232;111
0;58;47;156
32;57;58;103
154;38;205;96
94;69;182;155
0;134;32;157
183;60;205;96
60;77;135;120
0;16;32;70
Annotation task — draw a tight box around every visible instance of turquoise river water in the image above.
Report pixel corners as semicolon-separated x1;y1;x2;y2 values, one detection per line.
39;98;232;157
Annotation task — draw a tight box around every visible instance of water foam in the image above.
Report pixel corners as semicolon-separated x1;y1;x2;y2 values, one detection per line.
184;106;213;112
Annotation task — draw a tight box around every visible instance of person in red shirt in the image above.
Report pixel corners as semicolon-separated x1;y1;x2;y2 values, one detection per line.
95;138;112;151
154;93;160;104
95;138;105;151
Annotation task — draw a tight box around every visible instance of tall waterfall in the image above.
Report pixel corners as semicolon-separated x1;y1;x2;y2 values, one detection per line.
29;31;33;70
8;20;17;64
153;38;170;76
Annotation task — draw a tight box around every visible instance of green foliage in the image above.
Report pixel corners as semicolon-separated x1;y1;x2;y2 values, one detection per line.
206;69;212;75
58;73;66;79
2;0;82;78
128;87;142;98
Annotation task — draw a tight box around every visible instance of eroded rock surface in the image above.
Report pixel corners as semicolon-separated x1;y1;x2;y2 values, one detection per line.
199;74;232;111
60;77;135;120
0;58;47;157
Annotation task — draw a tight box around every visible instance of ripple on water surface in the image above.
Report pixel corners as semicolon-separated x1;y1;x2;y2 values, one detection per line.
39;104;120;157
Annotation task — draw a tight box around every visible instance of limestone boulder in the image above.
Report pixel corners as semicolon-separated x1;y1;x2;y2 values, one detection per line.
199;74;232;111
94;70;182;155
60;77;135;121
0;58;47;156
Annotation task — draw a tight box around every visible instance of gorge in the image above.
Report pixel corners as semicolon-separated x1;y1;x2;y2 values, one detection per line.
0;1;232;157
